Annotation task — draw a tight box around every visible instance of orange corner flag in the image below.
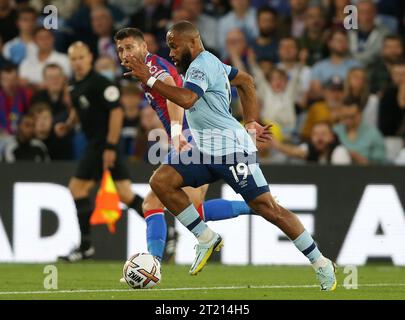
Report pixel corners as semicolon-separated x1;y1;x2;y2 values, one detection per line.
90;170;122;233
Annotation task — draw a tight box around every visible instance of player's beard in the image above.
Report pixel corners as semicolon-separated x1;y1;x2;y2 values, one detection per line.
177;49;193;75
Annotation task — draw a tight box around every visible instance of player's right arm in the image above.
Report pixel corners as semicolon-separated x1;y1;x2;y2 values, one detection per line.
123;55;199;109
54;108;78;137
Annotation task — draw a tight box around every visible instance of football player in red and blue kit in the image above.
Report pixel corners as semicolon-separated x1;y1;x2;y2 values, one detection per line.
115;28;254;266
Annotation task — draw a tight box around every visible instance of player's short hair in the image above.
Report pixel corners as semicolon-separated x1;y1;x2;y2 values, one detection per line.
114;28;145;42
169;21;199;36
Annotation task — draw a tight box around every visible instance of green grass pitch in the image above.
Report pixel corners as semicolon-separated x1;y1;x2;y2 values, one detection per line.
0;262;404;300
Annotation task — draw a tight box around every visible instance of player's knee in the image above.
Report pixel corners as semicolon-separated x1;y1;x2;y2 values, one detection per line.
149;172;166;195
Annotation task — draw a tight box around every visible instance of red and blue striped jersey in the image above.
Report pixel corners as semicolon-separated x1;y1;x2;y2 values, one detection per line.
141;53;184;137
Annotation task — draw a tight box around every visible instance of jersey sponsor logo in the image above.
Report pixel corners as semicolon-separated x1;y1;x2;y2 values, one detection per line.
104;86;120;102
189;68;206;82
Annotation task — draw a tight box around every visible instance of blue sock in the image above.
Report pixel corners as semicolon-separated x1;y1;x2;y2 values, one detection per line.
293;230;322;264
144;210;167;261
202;199;252;221
176;203;208;238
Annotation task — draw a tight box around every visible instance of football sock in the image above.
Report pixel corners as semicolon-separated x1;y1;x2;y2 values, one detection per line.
292;230;322;264
74;197;93;251
176;203;213;242
144;209;167;261
127;194;145;218
202;199;253;221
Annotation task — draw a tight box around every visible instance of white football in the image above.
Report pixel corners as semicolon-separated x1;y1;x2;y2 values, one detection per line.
123;253;161;289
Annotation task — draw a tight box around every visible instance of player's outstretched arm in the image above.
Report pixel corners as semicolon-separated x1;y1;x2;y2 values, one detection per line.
123;55;198;109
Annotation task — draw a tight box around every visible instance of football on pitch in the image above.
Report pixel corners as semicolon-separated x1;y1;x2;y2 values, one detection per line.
123;253;161;289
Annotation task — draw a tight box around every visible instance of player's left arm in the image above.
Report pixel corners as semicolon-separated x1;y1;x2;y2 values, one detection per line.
230;69;272;143
123;55;199;109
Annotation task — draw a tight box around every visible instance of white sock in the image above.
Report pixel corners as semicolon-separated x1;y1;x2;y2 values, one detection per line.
197;227;215;244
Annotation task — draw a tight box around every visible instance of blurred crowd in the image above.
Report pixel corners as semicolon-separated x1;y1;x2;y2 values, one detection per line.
1;0;405;165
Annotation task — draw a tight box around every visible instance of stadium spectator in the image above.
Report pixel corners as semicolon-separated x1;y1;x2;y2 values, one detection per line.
344;67;379;127
181;0;219;51
19;27;70;86
279;0;309;38
328;0;350;30
1;112;49;162
67;0;126;46
301;76;345;141
0;64;32;135
218;0;258;58
120;83;142;157
2;6;38;65
249;51;299;139
348;0;390;66
108;0;143;16
250;6;279;63
309;29;361;100
277;36;311;108
94;55;119;82
30;63;70;123
0;36;11;70
378;60;405;136
89;5;119;65
203;0;231;17
334;97;386;165
273;121;352;165
0;0;18;44
129;0;171;43
369;34;404;95
31;0;80;21
223;28;249;72
299;4;329;66
31;102;73;160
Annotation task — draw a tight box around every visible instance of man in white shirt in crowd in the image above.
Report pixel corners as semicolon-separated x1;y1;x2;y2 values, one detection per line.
19;27;70;86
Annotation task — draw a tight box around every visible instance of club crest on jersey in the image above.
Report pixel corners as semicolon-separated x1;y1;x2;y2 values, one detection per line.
79;95;90;109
